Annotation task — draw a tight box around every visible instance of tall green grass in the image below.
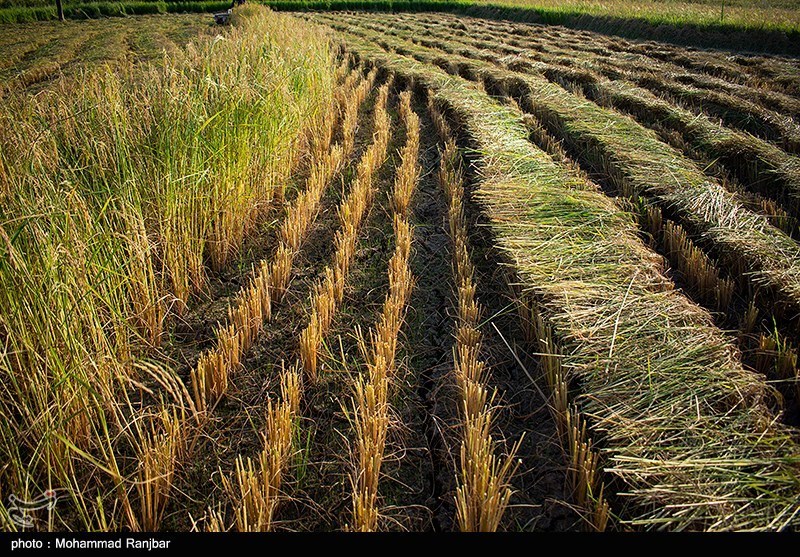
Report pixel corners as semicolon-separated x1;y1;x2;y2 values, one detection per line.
0;5;334;530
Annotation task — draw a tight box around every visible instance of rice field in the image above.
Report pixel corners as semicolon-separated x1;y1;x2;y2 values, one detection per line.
0;13;213;92
1;5;800;533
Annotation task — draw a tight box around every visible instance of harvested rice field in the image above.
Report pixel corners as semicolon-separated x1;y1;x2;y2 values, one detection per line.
0;13;213;92
1;5;799;534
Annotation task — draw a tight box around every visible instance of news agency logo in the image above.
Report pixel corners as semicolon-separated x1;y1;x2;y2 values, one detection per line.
7;489;62;529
